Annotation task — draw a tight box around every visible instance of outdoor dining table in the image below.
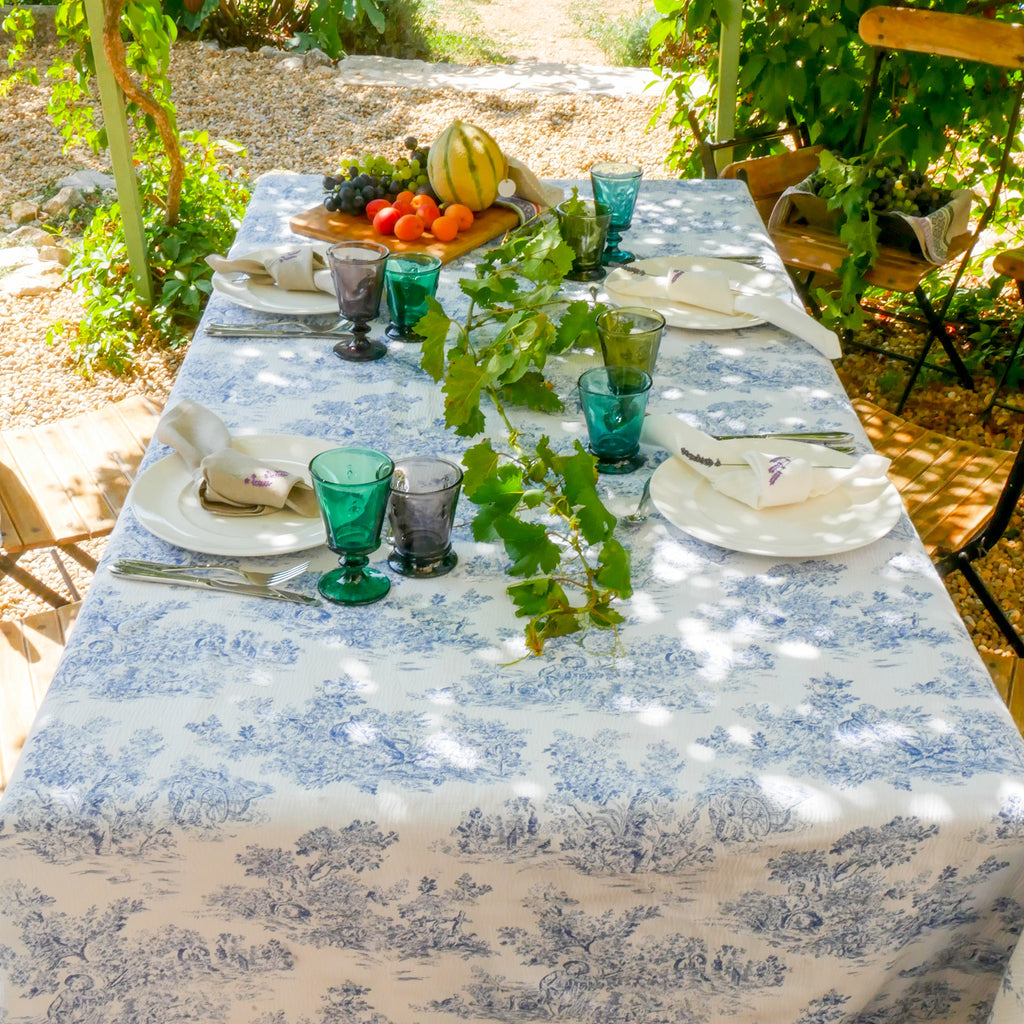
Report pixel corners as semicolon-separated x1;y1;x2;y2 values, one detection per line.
3;172;1024;1024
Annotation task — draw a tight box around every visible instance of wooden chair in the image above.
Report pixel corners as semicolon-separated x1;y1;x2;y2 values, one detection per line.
854;397;1024;657
0;395;164;606
985;653;1024;737
983;247;1024;416
719;8;1024;415
0;601;80;789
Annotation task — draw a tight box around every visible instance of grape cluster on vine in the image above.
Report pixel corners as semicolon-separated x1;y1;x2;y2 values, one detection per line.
810;156;953;218
322;136;437;214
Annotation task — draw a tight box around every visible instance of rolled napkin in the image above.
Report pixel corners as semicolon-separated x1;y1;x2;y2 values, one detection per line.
205;243;336;295
157;400;319;517
613;266;842;359
641;414;890;510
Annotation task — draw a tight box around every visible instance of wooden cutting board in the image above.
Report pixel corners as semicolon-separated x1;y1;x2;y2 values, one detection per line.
289;203;520;264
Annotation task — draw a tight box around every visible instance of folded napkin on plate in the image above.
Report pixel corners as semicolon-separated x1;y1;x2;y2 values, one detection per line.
641;414;889;510
614;266;842;359
157;400;319;517
205;243;336;295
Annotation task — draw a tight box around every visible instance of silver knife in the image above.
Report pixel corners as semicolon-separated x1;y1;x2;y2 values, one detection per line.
110;565;319;605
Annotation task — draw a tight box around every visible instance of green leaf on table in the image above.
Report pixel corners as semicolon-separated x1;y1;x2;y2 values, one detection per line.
587;595;626;631
417;298;452;381
596;537;633;599
499;371;564;414
461;273;521;308
558;442;618;545
494;516;561;577
443;350;489;435
555;299;603;353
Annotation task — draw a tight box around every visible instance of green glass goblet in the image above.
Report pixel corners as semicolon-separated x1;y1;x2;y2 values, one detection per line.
590;161;643;265
384;253;442;342
555;198;611;281
597;306;666;377
578;365;652;474
309;447;394;605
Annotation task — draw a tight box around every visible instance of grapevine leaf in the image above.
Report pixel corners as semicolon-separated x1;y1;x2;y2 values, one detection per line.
596;537;633;599
558;442;618;545
587;596;626;631
498;371;564;414
554;299;603;353
494;516;561;577
418;298;453;381
461;439;500;496
461;273;521;307
468;462;525;508
443;350;489;436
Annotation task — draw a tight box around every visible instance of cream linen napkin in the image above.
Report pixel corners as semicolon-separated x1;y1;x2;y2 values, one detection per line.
641;414;890;510
614;266;842;359
157;400;319;517
205;243;336;295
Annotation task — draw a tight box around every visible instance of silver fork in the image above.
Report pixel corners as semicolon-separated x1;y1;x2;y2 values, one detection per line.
114;558;310;587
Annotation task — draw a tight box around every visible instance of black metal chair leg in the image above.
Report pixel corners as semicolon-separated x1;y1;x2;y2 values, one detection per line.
983;320;1024;416
955;553;1024;657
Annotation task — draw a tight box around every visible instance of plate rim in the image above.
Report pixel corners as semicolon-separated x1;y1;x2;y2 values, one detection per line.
605;255;788;331
648;452;903;557
211;270;339;316
129;433;337;556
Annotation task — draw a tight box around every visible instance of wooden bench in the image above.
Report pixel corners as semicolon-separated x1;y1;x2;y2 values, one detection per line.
0;395;164;605
0;602;80;789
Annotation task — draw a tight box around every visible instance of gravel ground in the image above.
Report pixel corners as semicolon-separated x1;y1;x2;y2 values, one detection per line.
1;13;1022;661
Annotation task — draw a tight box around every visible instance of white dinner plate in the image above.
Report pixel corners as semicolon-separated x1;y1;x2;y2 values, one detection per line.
605;256;791;331
648;444;903;557
129;434;337;556
211;271;339;316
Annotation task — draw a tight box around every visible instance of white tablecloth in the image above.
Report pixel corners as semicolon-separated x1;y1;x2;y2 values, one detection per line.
3;175;1024;1024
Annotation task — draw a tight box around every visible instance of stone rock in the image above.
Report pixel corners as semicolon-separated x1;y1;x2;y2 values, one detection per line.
0;262;64;296
279;56;305;71
42;186;85;219
10;200;39;224
59;169;116;194
259;45;287;59
0;245;40;271
310;65;335;77
38;245;72;267
303;48;334;69
8;225;52;247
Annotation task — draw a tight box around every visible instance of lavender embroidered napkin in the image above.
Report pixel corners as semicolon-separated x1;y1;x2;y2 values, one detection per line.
641;414;890;510
157;400;319;517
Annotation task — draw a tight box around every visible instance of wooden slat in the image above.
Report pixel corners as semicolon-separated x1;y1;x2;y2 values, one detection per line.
0;396;164;557
0;603;79;789
860;7;1024;71
854;399;1017;558
720;146;824;226
1;425;90;548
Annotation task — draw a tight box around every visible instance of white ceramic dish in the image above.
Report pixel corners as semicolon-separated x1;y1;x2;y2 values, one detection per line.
129;434;336;556
605;256;791;331
211;271;339;316
648;444;903;557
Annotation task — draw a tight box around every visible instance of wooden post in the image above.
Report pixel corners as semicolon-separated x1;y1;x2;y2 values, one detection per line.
81;0;154;304
714;0;742;172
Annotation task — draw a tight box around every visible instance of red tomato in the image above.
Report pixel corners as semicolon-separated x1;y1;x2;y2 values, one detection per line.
372;206;402;236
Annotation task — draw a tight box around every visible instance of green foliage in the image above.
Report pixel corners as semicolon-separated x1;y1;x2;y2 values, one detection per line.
47;0;178;156
49;132;250;374
418;217;631;657
1;6;40;93
648;0;1024;343
569;0;659;67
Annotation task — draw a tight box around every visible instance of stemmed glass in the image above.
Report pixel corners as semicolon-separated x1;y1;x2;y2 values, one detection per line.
309;447;394;605
590;161;643;265
326;241;389;361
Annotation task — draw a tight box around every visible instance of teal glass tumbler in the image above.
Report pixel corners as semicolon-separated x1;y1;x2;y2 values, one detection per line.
384;253;442;342
597;306;666;377
578;365;652;474
589;161;643;265
309;447;395;605
555;198;611;282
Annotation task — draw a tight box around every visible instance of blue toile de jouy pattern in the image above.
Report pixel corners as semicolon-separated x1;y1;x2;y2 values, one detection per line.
3;175;1024;1024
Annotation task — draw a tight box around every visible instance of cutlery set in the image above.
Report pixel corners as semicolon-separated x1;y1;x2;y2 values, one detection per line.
111;559;318;605
206;320;352;338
